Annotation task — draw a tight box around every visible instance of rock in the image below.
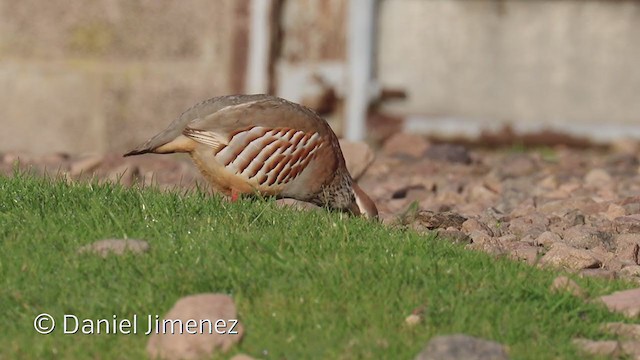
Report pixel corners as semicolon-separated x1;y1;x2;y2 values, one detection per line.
550;276;585;298
508;243;541;265
467;184;499;204
70;154;103;176
497;154;537;179
461;218;494;237
572;338;621;358
411;211;467;231
230;354;257;360
615;234;640;265
538;175;558;190
339;140;375;180
508;214;548;238
147;294;243;359
584;168;613;188
107;164;140;187
539;197;601;217
620;265;640;278
611;138;640;154
621;196;640;215
561;225;613;250
468;230;493;245
424;144;472;164
467;236;507;256
275;199;321;212
535;231;562;248
415;334;509;360
579;268;618;280
405;314;422;327
599;287;640;317
604;203;627;221
78;239;149;257
392;184;427;200
497;234;518;243
435;229;471;244
382;133;430;158
614;215;640;234
603;322;640;340
621;341;640;358
539;243;601;270
563;209;586;227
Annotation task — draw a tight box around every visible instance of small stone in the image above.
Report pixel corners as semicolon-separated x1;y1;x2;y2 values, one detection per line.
339;140;375;180
561;225;612;250
511;222;546;240
405;314;422;327
411;211;467;231
584;168;613;188
615;234;640;265
468;230;493;245
617;196;640;215
435;229;471;244
611;138;640;154
230;354;257;360
467;237;506;256
572;338;621;358
415;334;509;360
78;239;149;257
70;155;103;176
507;242;541;265
147;294;243;359
614;215;640;234
461;218;494;237
535;231;562;248
467;184;499;203
538;175;558;190
579;268;617;280
498;154;537;178
497;234;518;243
539;243;601;270
275;199;321;212
620;265;640;278
621;341;640;358
424;144;472;164
605;203;627;221
599;287;640;317
539;197;601;217
382;133;429;158
392;184;427;200
550;276;585;298
603;322;640;340
107;164;140;187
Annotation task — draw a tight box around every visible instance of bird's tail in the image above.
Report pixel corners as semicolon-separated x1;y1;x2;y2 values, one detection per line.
123;135;195;157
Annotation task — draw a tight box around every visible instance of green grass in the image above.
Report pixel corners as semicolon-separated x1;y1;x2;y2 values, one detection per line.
0;171;634;359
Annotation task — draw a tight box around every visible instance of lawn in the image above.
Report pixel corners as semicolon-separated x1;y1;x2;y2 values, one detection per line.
0;171;634;359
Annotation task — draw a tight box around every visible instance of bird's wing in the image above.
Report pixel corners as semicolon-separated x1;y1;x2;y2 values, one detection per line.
184;124;325;188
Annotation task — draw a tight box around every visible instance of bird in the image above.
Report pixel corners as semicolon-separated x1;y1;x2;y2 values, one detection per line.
124;94;378;218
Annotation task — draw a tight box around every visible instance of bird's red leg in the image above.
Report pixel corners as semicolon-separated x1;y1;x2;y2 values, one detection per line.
230;188;240;202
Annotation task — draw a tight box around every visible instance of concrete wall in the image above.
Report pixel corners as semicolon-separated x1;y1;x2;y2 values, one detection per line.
0;0;247;154
378;0;640;140
4;0;640;155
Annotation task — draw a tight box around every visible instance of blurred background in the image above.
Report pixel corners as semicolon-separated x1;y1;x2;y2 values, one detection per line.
2;0;640;155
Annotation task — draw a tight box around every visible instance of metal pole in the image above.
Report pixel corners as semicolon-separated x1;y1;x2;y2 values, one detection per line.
345;0;376;141
246;0;272;94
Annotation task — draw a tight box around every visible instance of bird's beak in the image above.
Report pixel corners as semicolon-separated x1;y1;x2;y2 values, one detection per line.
352;183;379;219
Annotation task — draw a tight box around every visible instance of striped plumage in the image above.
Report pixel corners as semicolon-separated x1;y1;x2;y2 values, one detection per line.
124;94;378;218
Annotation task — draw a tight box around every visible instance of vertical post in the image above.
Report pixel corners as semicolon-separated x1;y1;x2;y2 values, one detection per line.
246;0;272;94
345;0;376;141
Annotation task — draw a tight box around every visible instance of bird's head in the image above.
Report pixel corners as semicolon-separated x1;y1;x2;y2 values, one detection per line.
349;183;379;219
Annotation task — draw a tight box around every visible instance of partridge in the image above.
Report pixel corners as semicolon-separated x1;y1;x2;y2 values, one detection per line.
124;94;378;218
